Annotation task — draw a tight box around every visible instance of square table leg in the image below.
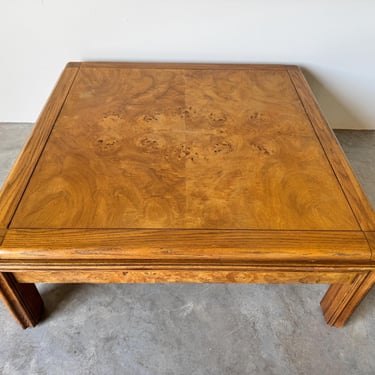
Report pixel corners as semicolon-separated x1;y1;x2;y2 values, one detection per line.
321;272;375;327
0;272;44;329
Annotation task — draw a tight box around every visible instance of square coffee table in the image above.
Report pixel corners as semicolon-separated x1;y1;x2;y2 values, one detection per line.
1;62;374;329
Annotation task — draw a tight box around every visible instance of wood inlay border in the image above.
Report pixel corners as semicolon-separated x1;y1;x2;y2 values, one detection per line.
0;63;80;228
288;67;375;232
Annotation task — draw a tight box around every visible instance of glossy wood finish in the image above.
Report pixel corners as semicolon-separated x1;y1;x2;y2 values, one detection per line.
0;229;370;264
0;62;374;328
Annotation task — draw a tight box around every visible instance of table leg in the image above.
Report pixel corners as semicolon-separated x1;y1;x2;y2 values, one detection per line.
0;272;44;329
321;272;375;327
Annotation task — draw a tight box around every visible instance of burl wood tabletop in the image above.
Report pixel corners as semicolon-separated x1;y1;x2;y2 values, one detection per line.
9;65;359;231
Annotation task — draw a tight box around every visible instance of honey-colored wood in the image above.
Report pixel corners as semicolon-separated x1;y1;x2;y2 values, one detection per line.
321;272;375;327
365;231;375;261
0;229;371;264
288;67;375;232
0;62;374;328
0;273;44;329
0;63;80;229
13;269;357;284
0;229;5;245
81;62;297;70
11;66;358;230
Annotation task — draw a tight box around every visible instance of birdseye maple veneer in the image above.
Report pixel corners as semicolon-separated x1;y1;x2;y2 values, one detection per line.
0;62;374;329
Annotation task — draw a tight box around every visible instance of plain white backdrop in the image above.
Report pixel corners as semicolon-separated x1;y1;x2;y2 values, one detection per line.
1;0;374;128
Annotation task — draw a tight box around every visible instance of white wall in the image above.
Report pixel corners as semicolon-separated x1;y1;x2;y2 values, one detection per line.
1;0;375;129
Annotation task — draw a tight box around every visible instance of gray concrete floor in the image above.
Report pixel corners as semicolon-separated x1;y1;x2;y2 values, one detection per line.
0;123;374;375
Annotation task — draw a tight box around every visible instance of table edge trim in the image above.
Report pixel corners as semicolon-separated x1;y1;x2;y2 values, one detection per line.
0;63;81;229
287;66;375;232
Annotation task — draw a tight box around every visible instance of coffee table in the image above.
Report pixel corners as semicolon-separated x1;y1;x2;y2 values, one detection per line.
0;63;374;329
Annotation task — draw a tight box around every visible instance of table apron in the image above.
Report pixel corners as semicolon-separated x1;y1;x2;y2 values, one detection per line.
7;268;372;284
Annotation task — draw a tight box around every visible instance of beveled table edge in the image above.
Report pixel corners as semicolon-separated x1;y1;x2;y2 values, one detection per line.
0;229;371;268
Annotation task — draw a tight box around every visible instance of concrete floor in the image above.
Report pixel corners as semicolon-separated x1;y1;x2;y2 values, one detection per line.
0;123;374;375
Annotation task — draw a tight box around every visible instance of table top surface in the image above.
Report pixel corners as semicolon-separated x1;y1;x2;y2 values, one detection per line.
0;63;374;267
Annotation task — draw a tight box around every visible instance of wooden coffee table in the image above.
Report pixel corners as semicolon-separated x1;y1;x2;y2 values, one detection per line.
0;63;374;329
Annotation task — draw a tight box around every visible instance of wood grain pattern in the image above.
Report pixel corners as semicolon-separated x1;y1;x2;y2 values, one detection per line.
11;66;359;230
365;231;375;261
0;62;374;328
0;229;5;245
320;272;375;327
0;273;44;329
288;67;375;231
13;269;357;284
0;229;370;263
0;63;80;229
